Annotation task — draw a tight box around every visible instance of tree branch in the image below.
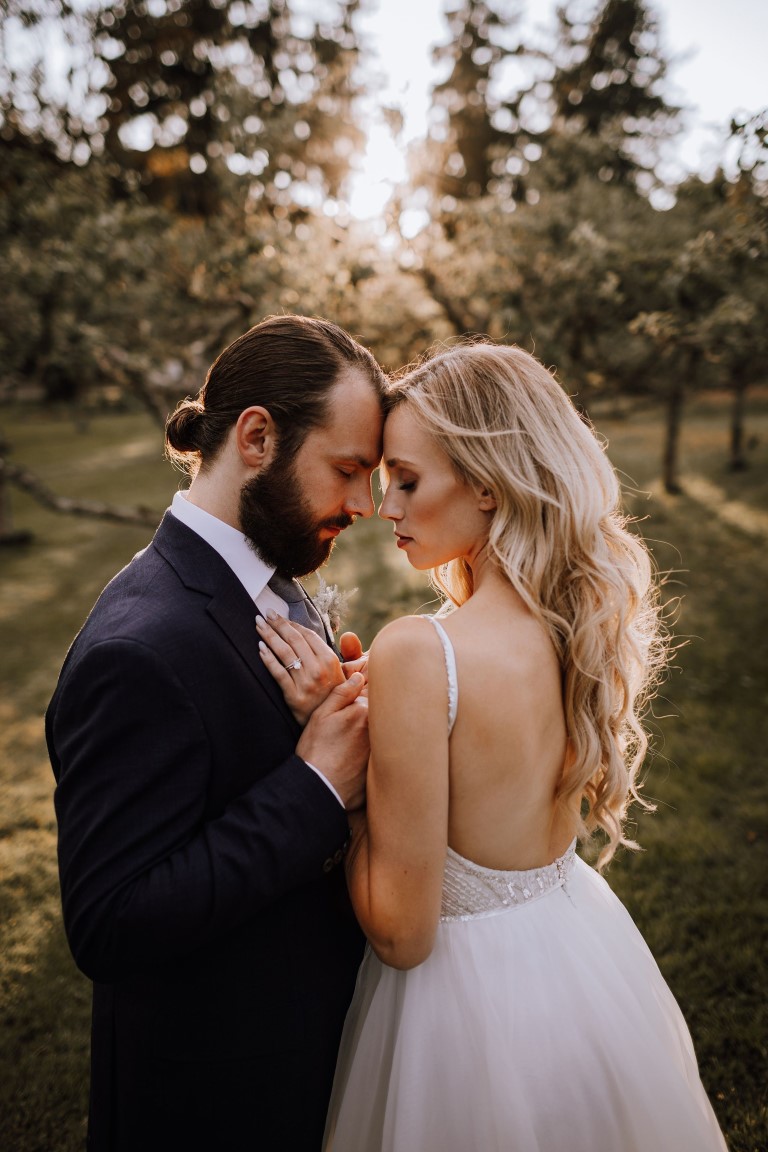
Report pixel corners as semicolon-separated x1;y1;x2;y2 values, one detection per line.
417;266;485;336
92;345;170;430
0;456;160;528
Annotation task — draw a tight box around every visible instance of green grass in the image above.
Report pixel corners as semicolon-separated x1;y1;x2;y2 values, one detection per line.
1;397;766;1150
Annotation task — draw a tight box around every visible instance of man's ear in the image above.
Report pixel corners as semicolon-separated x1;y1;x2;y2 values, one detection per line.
476;485;497;512
235;406;277;471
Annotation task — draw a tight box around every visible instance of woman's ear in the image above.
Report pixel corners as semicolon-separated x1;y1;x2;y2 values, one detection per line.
235;406;277;472
476;485;497;512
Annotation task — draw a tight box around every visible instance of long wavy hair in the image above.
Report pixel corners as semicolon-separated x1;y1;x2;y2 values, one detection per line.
386;341;668;869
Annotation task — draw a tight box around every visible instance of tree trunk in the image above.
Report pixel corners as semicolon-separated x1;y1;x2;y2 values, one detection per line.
0;433;9;536
0;452;11;537
662;383;684;494
662;367;687;495
0;436;33;545
728;372;749;472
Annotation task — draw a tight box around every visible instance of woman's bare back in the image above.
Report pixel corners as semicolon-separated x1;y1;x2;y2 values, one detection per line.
437;583;576;870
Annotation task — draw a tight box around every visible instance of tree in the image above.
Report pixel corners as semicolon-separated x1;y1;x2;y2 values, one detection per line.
730;107;768;196
92;0;366;215
1;0;369;215
0;0;97;162
628;165;767;487
539;0;680;193
410;0;532;208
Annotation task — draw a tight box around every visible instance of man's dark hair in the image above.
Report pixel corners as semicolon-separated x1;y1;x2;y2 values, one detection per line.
166;314;386;472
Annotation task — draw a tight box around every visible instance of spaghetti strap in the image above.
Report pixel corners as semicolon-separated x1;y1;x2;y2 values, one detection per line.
425;616;458;736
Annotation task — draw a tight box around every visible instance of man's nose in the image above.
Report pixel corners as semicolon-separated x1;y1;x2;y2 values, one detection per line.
346;479;375;519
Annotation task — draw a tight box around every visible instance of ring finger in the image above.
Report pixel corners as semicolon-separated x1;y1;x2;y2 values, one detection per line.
255;613;310;671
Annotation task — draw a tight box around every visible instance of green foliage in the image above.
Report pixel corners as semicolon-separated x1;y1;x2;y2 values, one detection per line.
1;0;766;494
2;0;367;216
92;0;366;214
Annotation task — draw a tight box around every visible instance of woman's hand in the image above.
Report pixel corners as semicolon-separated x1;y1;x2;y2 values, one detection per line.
256;612;346;726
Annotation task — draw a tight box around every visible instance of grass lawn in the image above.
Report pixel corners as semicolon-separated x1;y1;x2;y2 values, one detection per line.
1;396;766;1150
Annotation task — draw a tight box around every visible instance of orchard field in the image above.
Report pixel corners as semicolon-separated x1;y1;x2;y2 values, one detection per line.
0;395;766;1150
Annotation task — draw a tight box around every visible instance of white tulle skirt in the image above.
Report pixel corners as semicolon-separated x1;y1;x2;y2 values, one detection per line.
323;856;727;1152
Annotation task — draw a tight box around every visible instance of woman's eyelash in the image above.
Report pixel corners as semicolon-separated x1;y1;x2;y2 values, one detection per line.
399;481;416;491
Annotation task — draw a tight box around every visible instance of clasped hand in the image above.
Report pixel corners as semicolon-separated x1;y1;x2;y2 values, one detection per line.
256;612;368;726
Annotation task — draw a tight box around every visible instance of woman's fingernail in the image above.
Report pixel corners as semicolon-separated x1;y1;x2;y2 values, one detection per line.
256;616;266;628
267;609;279;621
258;640;267;653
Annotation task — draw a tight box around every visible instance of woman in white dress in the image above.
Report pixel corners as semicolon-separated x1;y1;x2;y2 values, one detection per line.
260;341;728;1151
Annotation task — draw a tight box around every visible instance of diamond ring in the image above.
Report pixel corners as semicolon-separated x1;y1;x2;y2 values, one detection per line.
285;658;302;671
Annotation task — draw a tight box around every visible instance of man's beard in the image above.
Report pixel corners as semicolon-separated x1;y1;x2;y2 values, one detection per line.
239;454;352;578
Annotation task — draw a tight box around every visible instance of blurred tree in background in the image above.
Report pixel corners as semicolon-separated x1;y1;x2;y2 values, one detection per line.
93;0;365;214
543;0;679;192
1;0;766;493
409;0;531;206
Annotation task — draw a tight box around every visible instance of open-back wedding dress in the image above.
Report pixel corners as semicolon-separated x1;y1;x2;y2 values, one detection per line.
323;618;728;1152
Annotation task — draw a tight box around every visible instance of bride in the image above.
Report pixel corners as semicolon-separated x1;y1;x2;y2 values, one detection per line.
260;341;728;1151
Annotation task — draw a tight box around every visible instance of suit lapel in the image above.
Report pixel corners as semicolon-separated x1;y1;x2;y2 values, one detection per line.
152;513;300;730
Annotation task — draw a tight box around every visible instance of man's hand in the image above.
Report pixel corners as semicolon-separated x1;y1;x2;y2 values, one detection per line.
296;674;369;811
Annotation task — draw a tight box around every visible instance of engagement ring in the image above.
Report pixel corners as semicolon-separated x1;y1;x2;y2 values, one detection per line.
285;658;302;671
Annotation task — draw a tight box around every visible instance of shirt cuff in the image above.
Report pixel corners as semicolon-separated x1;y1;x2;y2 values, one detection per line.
303;760;345;809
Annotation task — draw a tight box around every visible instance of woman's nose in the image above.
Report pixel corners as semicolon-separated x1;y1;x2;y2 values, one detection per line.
378;489;400;521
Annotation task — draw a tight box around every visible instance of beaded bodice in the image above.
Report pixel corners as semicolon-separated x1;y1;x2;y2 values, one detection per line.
440;841;577;922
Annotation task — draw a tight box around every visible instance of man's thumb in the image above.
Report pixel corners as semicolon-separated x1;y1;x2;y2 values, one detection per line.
329;671;364;705
340;631;364;662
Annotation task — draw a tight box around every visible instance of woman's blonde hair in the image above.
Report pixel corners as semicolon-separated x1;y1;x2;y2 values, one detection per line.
386;341;667;869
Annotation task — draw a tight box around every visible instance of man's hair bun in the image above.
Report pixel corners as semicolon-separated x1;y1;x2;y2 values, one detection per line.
165;399;205;456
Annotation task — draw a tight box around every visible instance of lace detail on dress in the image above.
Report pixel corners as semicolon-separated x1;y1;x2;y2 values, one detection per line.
440;840;577;922
425;616;458;735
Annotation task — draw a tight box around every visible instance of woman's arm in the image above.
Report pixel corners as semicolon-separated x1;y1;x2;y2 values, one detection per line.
345;616;450;970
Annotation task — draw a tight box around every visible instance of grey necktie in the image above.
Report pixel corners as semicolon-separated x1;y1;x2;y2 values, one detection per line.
266;572;327;641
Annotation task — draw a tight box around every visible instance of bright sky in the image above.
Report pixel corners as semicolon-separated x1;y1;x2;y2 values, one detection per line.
348;0;768;218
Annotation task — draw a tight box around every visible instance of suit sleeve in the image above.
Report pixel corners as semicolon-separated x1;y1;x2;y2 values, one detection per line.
49;637;350;983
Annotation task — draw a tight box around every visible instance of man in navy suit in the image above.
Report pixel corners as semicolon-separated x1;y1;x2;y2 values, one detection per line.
46;315;387;1150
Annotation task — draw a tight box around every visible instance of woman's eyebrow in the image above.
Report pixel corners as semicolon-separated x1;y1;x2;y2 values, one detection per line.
384;457;416;469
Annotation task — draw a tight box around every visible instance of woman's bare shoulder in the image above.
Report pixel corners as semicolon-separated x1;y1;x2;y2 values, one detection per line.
369;615;443;667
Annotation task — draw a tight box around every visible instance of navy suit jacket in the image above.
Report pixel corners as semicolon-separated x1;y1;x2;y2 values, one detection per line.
46;512;365;1151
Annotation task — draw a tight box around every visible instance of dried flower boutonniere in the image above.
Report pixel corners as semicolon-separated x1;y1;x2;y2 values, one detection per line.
313;578;355;634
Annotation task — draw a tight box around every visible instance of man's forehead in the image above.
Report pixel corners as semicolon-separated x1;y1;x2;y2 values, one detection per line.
328;366;383;407
323;372;383;449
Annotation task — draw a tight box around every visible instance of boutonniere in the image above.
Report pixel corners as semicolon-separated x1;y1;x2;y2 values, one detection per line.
313;578;355;634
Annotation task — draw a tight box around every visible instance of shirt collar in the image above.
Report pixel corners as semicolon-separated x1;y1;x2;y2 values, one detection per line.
170;490;275;603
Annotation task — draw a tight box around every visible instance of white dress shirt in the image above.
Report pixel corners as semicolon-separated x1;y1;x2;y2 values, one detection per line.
170;491;344;808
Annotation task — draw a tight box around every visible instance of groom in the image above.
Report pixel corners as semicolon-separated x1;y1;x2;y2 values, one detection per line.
46;315;387;1151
